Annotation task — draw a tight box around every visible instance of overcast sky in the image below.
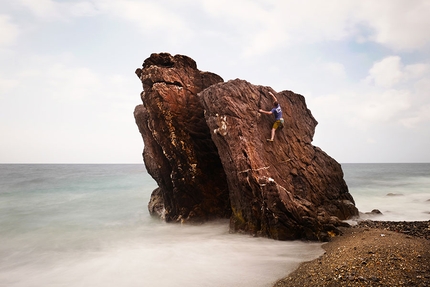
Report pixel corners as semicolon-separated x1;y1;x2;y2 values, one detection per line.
1;0;429;163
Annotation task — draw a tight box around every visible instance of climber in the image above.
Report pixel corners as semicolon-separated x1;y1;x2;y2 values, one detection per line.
258;91;284;142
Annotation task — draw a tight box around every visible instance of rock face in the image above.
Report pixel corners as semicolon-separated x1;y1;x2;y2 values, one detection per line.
134;53;231;222
134;52;358;241
200;80;358;240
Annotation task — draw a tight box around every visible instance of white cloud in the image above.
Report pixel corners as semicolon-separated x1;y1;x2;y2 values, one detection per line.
16;0;59;19
310;88;410;131
355;89;411;125
274;1;356;43
324;62;347;79
400;104;430;128
193;1;354;57
14;0;430;56
0;52;142;163
404;63;429;80
198;0;430;56
16;0;100;20
12;54;139;107
200;0;267;19
0;77;18;98
0;15;20;46
2;0;430;163
69;1;100;17
356;0;430;51
309;55;430;132
365;56;430;89
96;0;191;41
400;76;430;128
365;56;403;88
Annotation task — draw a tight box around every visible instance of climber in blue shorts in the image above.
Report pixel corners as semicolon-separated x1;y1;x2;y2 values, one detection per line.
258;91;284;142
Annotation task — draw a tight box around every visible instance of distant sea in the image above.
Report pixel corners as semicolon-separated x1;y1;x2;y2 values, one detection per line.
0;163;429;287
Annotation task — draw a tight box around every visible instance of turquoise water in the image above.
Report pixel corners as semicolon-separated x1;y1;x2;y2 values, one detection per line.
0;164;428;287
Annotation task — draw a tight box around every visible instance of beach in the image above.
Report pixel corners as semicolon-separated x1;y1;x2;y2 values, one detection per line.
274;220;430;287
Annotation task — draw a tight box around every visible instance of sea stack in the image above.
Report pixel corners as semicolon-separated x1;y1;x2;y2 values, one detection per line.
134;52;359;241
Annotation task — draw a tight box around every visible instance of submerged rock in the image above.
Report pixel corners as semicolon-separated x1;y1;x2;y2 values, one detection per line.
134;52;358;240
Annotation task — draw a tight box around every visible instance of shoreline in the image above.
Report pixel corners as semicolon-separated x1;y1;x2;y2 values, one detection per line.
274;220;430;287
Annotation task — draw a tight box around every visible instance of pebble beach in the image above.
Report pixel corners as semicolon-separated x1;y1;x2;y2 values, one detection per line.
274;220;430;287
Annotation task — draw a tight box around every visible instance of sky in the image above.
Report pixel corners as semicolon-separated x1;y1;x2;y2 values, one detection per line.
0;0;429;163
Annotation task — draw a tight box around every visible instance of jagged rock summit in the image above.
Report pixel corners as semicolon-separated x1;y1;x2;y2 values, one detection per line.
134;52;358;241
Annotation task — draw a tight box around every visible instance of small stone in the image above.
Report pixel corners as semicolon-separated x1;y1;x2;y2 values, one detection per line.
369;276;380;282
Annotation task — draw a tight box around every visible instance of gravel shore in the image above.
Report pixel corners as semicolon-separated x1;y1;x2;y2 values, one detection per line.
274;220;430;287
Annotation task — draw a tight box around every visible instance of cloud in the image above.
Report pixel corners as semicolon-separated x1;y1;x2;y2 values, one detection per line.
16;0;59;19
0;15;20;46
1;52;138;122
324;62;347;79
365;56;430;88
12;0;430;58
356;0;430;51
16;0;100;20
274;1;355;42
197;0;430;56
0;52;142;163
15;58;139;118
400;105;430;128
95;0;191;42
2;0;430;163
9;54;101;104
354;89;411;125
0;77;18;98
365;56;404;88
195;1;354;56
13;0;430;57
404;63;430;80
310;55;430;132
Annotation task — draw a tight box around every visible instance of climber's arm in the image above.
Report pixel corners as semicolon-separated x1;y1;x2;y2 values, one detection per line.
268;91;277;102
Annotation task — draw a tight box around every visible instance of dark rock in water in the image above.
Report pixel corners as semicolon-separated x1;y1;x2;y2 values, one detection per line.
387;193;404;196
365;209;383;215
134;52;359;241
134;53;231;222
147;187;165;218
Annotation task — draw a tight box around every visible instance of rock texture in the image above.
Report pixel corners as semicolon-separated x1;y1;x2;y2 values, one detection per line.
134;53;231;222
200;80;358;240
134;52;358;241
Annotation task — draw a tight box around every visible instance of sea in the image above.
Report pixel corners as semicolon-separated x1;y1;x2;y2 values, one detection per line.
0;163;429;287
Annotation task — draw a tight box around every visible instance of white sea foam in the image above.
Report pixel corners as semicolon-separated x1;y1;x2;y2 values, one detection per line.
0;164;323;287
0;220;323;287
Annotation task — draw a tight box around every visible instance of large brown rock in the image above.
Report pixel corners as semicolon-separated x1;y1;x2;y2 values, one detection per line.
134;53;231;222
200;79;358;240
134;52;358;241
